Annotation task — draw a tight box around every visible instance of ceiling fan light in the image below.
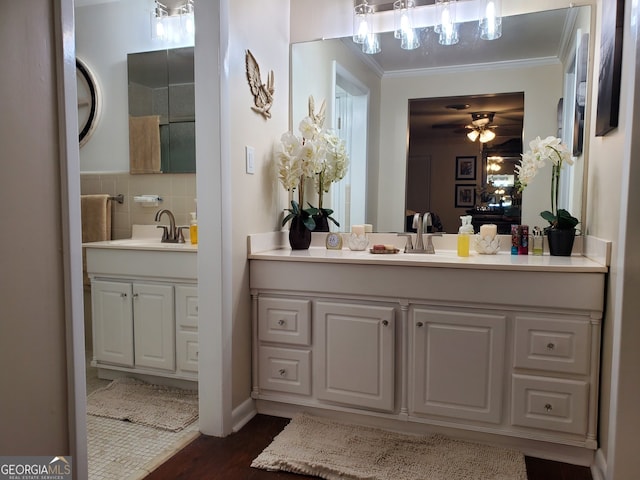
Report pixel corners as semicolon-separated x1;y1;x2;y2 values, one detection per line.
467;130;480;142
479;129;496;143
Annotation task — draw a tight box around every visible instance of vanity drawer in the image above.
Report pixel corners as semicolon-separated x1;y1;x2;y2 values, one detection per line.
514;315;590;374
258;297;311;345
176;331;198;374
258;346;311;395
176;285;198;329
511;374;588;434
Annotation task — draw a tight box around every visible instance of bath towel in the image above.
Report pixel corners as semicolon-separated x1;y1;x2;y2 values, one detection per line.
129;115;161;173
81;194;112;286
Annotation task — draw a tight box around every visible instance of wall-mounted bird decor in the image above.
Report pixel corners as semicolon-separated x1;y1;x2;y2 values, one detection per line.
245;50;275;119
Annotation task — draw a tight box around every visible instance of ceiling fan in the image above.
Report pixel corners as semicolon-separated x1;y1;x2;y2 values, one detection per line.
465;112;497;143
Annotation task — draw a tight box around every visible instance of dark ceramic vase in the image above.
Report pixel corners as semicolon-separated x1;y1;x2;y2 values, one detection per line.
313;213;330;232
288;216;312;250
547;228;576;256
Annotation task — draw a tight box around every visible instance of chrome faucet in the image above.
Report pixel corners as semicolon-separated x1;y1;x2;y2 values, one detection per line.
154;209;184;243
398;213;441;254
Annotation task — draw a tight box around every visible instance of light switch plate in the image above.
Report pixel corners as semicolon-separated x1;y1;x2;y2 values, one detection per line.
245;146;255;174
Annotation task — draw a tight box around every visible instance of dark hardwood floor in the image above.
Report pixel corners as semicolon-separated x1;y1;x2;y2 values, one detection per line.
144;414;592;480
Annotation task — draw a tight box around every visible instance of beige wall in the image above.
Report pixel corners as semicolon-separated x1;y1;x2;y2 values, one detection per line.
0;0;70;454
228;0;291;407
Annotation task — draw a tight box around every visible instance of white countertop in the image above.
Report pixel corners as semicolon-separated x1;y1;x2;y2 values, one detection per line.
249;247;606;273
248;232;610;273
83;224;197;252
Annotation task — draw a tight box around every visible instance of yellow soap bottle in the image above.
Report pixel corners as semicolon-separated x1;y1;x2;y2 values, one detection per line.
189;212;198;245
457;231;470;257
457;215;473;257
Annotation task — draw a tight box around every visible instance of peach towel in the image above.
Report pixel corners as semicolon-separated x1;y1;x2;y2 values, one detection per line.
81;194;112;286
129;115;161;173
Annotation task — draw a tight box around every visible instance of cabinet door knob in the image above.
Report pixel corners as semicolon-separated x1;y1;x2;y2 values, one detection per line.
382;320;389;327
416;322;424;327
546;342;555;350
120;293;127;298
278;368;286;377
277;319;286;326
133;293;139;298
544;403;553;412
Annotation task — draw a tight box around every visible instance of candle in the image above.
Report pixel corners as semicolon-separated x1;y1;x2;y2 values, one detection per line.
352;224;365;236
480;224;497;240
364;224;373;233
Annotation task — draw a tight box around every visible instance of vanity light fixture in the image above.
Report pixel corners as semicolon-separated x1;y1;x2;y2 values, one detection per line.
353;1;381;54
479;0;502;40
394;0;420;50
435;0;459;46
152;0;194;43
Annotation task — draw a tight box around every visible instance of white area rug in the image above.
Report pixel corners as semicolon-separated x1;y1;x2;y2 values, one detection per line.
252;414;528;480
87;377;198;432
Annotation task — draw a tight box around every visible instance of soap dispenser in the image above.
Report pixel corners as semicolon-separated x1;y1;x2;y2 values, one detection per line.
189;212;198;245
457;215;474;257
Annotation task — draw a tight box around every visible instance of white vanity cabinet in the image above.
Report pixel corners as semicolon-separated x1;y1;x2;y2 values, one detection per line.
92;280;175;372
410;307;506;424
85;243;198;384
314;301;395;411
249;241;608;461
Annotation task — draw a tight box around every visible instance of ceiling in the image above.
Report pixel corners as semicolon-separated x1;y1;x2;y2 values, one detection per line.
342;7;573;143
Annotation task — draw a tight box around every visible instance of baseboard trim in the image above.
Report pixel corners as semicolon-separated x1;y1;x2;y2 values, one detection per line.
591;448;607;480
232;397;256;432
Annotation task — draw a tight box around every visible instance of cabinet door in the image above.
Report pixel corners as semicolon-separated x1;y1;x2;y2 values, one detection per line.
175;285;198;374
411;307;506;424
315;301;395;411
92;280;134;367
133;283;175;371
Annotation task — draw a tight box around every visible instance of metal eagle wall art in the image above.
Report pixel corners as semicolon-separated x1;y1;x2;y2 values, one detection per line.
245;50;275;119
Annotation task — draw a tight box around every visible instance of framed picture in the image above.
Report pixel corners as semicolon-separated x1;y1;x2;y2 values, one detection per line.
595;0;624;136
455;156;476;180
455;184;476;208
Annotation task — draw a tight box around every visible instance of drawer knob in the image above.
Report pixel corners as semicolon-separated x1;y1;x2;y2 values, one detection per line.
277;319;286;326
546;342;555;350
416;322;424;327
544;403;553;412
278;368;286;377
382;320;389;327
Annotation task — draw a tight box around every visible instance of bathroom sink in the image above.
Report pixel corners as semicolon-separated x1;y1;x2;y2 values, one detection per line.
83;225;196;251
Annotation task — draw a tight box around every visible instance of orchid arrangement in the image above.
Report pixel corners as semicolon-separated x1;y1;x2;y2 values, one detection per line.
276;96;349;230
515;136;579;230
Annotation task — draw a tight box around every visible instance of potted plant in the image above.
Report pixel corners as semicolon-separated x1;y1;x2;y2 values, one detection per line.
308;128;349;230
516;136;580;255
276;96;350;246
275;114;324;249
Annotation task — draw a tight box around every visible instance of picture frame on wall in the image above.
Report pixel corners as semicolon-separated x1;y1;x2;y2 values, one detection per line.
455;184;476;208
595;0;624;136
455;156;476;180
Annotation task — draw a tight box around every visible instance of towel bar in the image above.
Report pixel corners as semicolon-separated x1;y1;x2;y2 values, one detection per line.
109;194;124;204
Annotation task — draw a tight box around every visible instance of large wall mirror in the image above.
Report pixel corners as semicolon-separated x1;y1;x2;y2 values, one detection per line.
127;46;195;174
291;5;592;232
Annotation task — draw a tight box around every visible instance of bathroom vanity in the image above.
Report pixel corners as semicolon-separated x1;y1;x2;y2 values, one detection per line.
84;232;198;386
249;232;609;462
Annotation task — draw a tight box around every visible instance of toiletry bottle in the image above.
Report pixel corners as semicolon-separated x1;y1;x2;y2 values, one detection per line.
189;212;198;245
532;226;544;255
518;225;529;255
457;215;473;257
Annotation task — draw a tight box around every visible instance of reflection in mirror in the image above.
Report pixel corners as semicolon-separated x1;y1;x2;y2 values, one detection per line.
291;5;591;232
406;92;524;234
127;47;195;174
